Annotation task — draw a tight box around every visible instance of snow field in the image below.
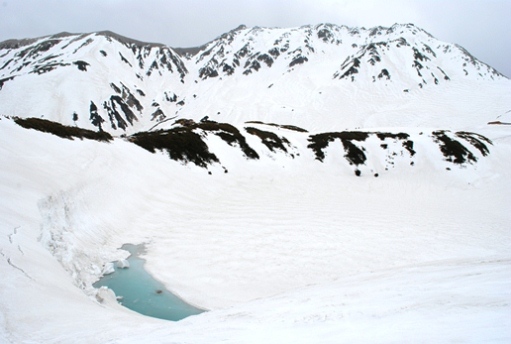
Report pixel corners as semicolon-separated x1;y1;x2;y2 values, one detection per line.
1;117;510;342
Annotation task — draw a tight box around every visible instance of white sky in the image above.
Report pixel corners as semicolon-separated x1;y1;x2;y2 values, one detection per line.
0;0;509;77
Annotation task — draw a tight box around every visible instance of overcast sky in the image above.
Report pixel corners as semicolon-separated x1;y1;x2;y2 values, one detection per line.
0;0;509;77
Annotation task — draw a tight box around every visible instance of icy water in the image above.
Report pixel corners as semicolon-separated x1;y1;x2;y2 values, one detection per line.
93;244;204;321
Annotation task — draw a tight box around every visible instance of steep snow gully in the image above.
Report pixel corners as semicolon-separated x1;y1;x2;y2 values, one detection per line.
0;23;511;343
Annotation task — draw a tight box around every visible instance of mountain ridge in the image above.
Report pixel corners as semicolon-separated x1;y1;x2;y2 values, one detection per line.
0;23;504;76
5;115;494;179
0;23;509;134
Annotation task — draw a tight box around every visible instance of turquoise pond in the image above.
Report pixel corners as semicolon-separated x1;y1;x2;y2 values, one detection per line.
93;244;204;321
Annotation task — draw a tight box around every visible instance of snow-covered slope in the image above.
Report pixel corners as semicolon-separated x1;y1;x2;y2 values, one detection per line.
1;116;510;343
0;31;187;132
0;24;509;133
192;23;502;83
1;23;511;343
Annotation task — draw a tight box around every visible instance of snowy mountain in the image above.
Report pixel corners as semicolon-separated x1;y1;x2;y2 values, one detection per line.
0;31;187;132
193;23;502;83
0;23;509;134
1;24;511;344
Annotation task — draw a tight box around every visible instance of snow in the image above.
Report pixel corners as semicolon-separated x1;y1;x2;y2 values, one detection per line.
1;24;509;135
102;262;115;275
1;113;510;342
1;24;511;343
116;259;130;269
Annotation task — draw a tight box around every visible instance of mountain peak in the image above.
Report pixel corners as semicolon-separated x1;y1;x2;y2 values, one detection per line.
95;30;165;48
234;24;248;31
